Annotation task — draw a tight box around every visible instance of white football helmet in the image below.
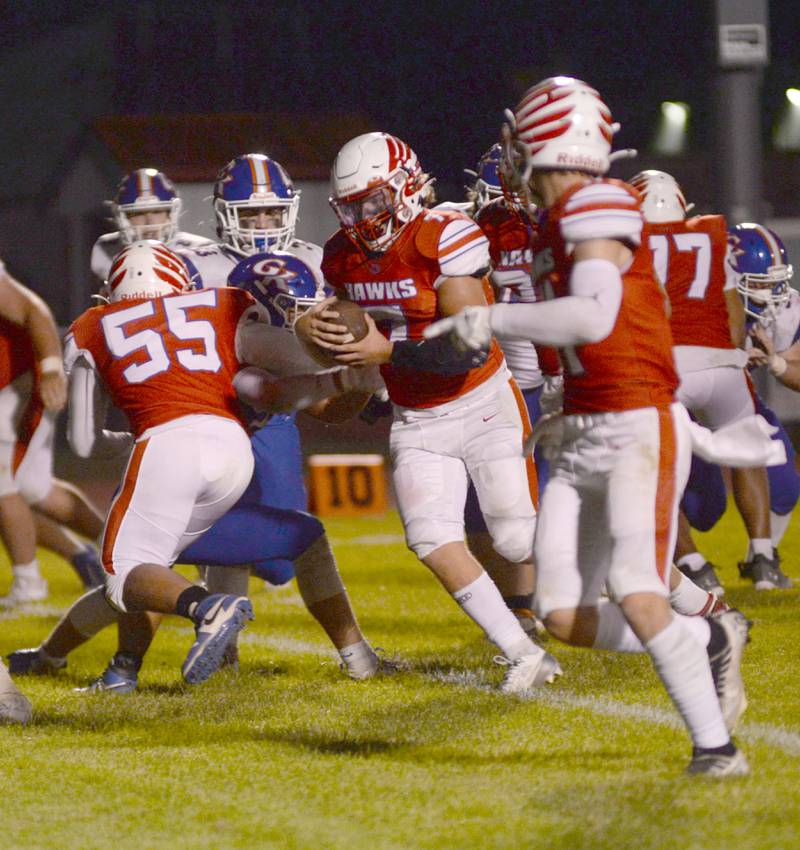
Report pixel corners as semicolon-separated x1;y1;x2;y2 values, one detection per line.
628;170;688;222
107;240;191;302
503;77;631;198
329;132;431;253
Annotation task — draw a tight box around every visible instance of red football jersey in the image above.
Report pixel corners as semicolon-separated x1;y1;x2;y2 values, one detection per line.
66;287;254;436
645;215;733;349
322;208;504;409
0;316;35;391
536;179;678;415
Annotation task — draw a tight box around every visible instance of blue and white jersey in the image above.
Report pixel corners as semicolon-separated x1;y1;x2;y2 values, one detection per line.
179;239;323;290
768;289;800;353
90;231;214;281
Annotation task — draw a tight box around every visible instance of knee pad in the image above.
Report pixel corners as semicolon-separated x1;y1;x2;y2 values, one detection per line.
70;586;119;636
404;516;464;560
487;515;536;564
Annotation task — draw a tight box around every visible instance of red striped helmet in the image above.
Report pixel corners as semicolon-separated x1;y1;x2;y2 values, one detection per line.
510;77;618;177
628;170;688;222
107;240;191;302
329;132;430;253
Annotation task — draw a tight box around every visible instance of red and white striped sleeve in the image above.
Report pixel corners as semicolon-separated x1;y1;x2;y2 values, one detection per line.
559;181;643;248
435;218;490;284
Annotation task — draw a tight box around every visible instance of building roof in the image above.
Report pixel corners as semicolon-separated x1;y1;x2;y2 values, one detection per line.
92;112;375;182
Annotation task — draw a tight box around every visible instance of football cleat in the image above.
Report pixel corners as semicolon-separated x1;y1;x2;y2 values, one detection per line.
182;594;254;685
76;653;140;695
738;554;792;590
7;647;67;676
678;561;724;596
707;610;750;733
342;648;405;681
72;545;106;589
0;672;33;724
496;650;562;695
0;574;48;607
686;747;750;777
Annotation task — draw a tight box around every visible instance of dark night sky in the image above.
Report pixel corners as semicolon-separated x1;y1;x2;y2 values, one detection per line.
2;0;800;187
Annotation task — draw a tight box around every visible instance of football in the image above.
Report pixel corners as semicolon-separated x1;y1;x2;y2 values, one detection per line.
328;299;369;342
298;299;369;367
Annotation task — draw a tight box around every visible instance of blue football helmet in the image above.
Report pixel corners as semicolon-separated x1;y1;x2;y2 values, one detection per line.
111;168;181;244
464;144;504;209
214;154;300;255
227;251;331;331
728;223;793;322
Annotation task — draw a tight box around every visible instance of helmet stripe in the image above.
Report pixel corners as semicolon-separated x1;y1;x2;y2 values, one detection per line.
756;224;781;266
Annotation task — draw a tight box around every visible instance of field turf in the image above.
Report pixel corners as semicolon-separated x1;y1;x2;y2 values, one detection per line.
1;506;798;850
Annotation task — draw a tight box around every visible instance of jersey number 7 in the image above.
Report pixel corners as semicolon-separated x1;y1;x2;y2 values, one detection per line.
101;290;222;384
649;233;712;300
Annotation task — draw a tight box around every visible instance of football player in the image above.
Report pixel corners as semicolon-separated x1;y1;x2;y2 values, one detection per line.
9;246;385;691
426;77;757;775
297;132;561;694
734;224;800;555
460;145;550;637
629;171;789;592
91;168;213;282
178;154;325;590
0;259;106;606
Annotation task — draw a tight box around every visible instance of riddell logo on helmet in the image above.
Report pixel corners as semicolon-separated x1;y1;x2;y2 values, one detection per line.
556;152;603;170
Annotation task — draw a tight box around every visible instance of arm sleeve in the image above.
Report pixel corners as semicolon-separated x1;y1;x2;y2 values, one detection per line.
489;259;623;346
67;357;132;459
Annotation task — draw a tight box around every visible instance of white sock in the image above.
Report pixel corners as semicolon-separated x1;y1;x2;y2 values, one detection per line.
669;571;717;617
204;564;250;597
747;538;773;560
646;616;728;749
453;571;540;661
675;552;706;572
338;639;377;677
770;511;792;549
593;599;645;652
12;560;41;581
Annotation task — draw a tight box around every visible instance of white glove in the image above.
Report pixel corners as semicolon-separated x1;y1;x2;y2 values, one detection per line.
423;306;492;351
540;373;564;416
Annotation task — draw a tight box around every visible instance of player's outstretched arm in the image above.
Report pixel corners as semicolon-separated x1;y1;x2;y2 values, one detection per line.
427;240;627;350
0;267;66;411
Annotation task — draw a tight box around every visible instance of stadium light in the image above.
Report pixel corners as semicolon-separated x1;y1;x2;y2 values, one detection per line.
786;88;800;107
774;88;800;151
653;101;690;155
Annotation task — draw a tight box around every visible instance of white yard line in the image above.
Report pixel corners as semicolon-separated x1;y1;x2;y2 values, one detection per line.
150;626;800;757
424;667;800;756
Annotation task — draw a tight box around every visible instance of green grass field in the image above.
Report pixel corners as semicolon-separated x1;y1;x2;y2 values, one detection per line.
1;506;798;850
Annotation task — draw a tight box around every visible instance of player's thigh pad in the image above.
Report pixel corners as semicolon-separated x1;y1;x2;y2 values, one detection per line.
391;417;469;560
103;417;253;610
604;405;691;601
465;379;537;563
677;367;755;430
